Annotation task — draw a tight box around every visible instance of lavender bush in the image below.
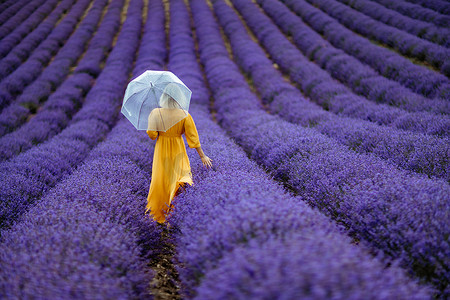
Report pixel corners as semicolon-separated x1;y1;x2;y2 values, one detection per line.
0;0;76;77
0;0;60;58
370;0;449;27
0;0;123;161
282;0;450;99
190;0;450;296
335;0;449;46
256;0;449;116
165;0;433;298
0;0;108;137
0;0;142;231
0;0;92;111
302;0;450;75
0;0;46;40
0;175;158;299
405;0;450;14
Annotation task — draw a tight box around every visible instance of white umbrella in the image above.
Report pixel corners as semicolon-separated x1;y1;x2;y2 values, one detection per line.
121;70;192;131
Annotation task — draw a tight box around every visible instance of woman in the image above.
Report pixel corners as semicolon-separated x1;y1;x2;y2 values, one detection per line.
145;88;212;223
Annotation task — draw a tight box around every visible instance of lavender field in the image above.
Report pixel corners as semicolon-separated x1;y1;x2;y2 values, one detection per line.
0;0;449;298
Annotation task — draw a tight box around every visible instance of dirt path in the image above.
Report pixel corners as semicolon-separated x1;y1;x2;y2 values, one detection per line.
148;225;181;300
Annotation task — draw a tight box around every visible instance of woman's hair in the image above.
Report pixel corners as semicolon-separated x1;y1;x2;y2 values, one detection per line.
159;82;185;109
159;94;178;109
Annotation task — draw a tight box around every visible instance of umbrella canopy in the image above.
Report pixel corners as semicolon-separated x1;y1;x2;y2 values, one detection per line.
121;70;192;131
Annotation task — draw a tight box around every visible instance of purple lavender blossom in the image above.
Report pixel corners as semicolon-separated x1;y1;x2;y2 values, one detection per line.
166;0;435;298
213;0;449;180
0;0;60;58
301;0;450;75
0;0;93;111
0;155;159;299
404;0;450;15
0;0;123;160
282;0;450;99
370;0;449;27
0;0;47;40
335;0;449;46
189;0;450;296
0;0;141;231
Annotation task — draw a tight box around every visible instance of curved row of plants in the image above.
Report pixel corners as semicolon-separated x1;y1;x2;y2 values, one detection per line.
213;0;448;182
0;0;60;58
282;0;449;99
0;0;92;111
370;0;449;27
190;0;449;296
335;0;449;46
303;0;450;75
405;0;450;15
256;0;449;117
166;0;432;298
0;0;141;232
0;0;76;79
0;0;47;40
0;0;124;161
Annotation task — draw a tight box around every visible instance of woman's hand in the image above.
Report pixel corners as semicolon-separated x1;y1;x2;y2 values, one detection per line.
195;146;213;168
201;155;213;168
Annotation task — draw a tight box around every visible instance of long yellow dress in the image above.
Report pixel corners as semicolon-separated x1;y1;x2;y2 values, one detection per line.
145;112;200;223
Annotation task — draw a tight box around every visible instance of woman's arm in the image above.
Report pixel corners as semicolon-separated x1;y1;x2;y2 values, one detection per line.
195;146;212;168
147;130;158;140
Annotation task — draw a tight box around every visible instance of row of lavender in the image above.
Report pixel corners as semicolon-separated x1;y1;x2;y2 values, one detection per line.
371;0;449;27
0;0;91;111
0;0;448;298
281;0;449;99
0;0;60;57
193;0;448;296
405;0;450;15
0;0;123;161
334;0;449;46
3;0;426;297
0;0;47;40
211;0;448;182
0;0;76;78
166;0;431;298
0;0;136;231
256;0;449;118
1;0;168;298
0;0;27;26
0;0;108;143
302;0;450;75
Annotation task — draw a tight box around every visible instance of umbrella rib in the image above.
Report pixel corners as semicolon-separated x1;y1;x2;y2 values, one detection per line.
155;72;166;85
156;86;166;131
150;87;166;131
138;87;153;129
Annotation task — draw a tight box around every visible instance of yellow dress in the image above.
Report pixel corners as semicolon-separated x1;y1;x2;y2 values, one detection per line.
145;113;200;223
